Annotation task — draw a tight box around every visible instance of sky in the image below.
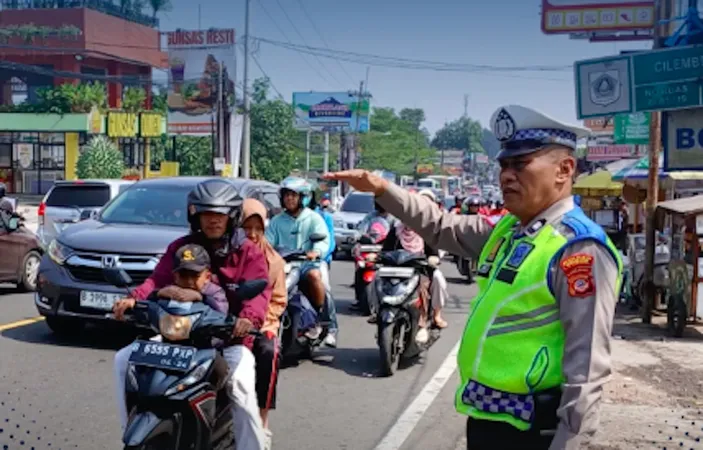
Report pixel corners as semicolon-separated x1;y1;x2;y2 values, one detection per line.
156;0;654;135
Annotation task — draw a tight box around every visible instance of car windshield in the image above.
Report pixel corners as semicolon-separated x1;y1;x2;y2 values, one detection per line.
100;185;191;227
46;184;111;208
341;193;375;213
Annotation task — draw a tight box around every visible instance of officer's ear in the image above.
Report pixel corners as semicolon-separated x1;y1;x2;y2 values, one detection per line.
551;148;575;185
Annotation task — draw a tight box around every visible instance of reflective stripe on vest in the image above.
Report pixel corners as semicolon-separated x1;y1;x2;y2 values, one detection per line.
455;212;622;431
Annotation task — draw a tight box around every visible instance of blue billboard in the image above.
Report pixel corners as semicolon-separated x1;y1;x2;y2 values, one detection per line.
293;91;370;133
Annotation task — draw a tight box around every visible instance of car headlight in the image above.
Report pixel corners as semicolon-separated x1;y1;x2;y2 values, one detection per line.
48;239;73;265
334;219;344;228
158;313;199;341
164;359;213;396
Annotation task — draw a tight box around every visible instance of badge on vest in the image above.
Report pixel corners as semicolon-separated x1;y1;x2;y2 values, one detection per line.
477;264;492;277
486;237;505;263
505;242;535;269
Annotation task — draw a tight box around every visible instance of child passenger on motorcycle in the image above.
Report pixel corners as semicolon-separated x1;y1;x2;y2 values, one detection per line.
152;243;229;314
241;198;287;448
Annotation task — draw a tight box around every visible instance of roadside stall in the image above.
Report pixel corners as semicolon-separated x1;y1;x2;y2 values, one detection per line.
650;196;703;337
573;170;625;246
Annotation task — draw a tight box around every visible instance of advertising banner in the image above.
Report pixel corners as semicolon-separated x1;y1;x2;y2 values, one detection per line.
613;112;650;144
293;92;370;132
542;0;654;34
663;108;703;170
583;117;614;133
166;29;235;136
586;144;635;161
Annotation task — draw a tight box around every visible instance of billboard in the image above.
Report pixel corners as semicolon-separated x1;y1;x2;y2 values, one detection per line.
542;0;654;34
293;92;370;132
583;117;614;133
586;144;635;161
166;29;236;136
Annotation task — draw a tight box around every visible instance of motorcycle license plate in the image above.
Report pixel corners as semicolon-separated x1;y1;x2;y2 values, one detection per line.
128;340;196;372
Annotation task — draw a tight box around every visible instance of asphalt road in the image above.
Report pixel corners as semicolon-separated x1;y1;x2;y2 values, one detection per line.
0;260;475;450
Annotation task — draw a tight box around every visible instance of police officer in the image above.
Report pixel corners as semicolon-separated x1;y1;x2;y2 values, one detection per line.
326;105;622;450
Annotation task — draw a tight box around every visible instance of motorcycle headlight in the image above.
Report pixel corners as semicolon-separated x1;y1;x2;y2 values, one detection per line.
164;359;213;396
378;274;420;306
48;239;73;265
158;313;199;341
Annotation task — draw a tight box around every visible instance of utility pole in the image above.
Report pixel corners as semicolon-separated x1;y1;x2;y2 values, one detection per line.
305;129;311;173
642;0;664;324
351;80;364;171
323;131;330;173
217;62;225;172
241;0;252;178
463;94;469;118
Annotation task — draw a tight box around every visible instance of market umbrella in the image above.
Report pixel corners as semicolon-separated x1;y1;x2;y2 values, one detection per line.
573;170;623;197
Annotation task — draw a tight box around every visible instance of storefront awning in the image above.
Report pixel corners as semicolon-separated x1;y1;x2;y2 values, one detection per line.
573;170;623;197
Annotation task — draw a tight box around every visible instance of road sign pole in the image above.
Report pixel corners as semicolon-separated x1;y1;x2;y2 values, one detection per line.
642;2;664;324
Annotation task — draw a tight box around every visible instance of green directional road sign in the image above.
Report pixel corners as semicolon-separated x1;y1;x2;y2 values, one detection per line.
575;44;703;119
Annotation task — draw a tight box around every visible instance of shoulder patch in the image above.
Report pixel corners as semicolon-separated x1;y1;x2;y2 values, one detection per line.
560;253;595;298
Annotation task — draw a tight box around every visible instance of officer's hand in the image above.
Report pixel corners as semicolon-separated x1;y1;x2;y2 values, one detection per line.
323;170;388;197
113;298;136;321
233;318;254;338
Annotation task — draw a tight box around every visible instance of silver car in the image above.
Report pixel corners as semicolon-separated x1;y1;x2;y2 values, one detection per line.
37;180;135;247
333;191;376;254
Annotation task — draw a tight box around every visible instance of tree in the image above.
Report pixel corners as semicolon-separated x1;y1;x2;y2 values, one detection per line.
148;0;172;18
122;86;147;113
249;78;297;182
432;117;485;154
76;136;125;179
357;107;436;175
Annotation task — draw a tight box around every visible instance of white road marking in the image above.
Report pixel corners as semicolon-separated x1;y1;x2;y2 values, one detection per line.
374;340;461;450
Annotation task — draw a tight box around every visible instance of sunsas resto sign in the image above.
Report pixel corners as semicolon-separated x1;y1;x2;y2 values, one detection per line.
108;112;137;138
166;29;235;48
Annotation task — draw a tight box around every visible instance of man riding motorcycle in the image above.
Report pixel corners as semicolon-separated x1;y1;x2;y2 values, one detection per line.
465;197;482;215
265;176;338;348
112;179;270;450
449;196;464;214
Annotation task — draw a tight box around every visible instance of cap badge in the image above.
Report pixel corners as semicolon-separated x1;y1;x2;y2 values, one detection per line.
182;250;195;261
493;108;516;142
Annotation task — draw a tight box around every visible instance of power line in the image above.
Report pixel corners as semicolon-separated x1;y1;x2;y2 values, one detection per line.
252;0;333;87
250;54;286;100
271;0;344;87
294;0;356;84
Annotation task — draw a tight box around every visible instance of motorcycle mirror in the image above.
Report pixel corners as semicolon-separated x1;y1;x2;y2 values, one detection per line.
6;216;20;232
309;232;327;243
235;279;268;300
103;267;133;288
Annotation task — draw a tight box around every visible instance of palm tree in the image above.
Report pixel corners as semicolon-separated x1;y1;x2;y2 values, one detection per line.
148;0;171;18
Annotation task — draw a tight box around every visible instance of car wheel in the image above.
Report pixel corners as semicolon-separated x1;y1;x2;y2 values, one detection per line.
45;316;84;336
20;250;41;292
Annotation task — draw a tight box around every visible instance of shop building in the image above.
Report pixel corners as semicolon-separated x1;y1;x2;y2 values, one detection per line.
0;111;169;194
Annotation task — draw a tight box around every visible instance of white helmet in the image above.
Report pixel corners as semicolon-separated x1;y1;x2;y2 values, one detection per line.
418;189;436;202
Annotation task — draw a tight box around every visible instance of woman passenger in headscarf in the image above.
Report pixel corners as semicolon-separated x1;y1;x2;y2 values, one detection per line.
241;198;287;449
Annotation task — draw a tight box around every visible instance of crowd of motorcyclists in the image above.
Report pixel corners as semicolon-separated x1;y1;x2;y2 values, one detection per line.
105;173;507;450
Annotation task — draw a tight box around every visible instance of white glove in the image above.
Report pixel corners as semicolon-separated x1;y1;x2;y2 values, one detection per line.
428;256;440;267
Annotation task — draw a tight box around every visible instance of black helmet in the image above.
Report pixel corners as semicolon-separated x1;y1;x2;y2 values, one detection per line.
467;197;481;207
187;179;243;232
0;182;5;198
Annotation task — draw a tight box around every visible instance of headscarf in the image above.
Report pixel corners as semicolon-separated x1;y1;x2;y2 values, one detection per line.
241;198;285;276
395;220;424;254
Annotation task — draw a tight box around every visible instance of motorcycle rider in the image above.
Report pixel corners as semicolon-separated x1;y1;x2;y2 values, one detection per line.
359;201;395;234
265;176;338;347
112;179;269;450
450;196;464;214
311;189;337;269
465;197;482;215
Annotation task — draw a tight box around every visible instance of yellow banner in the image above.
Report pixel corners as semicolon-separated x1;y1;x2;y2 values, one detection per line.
108;112;137;138
140;113;162;137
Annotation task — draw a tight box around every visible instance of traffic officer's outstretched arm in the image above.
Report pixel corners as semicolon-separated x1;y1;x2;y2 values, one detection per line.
548;240;619;450
376;182;492;258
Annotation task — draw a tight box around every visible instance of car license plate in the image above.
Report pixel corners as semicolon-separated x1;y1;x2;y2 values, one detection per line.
79;291;122;310
128;340;196;372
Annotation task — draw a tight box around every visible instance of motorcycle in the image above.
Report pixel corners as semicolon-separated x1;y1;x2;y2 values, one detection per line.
454;255;475;284
279;233;334;363
104;267;266;450
630;233;671;308
374;250;440;377
352;238;383;316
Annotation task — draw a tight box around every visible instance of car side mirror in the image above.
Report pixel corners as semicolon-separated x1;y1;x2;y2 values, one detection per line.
90;209;101;220
103;267;133;287
6;217;20;232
